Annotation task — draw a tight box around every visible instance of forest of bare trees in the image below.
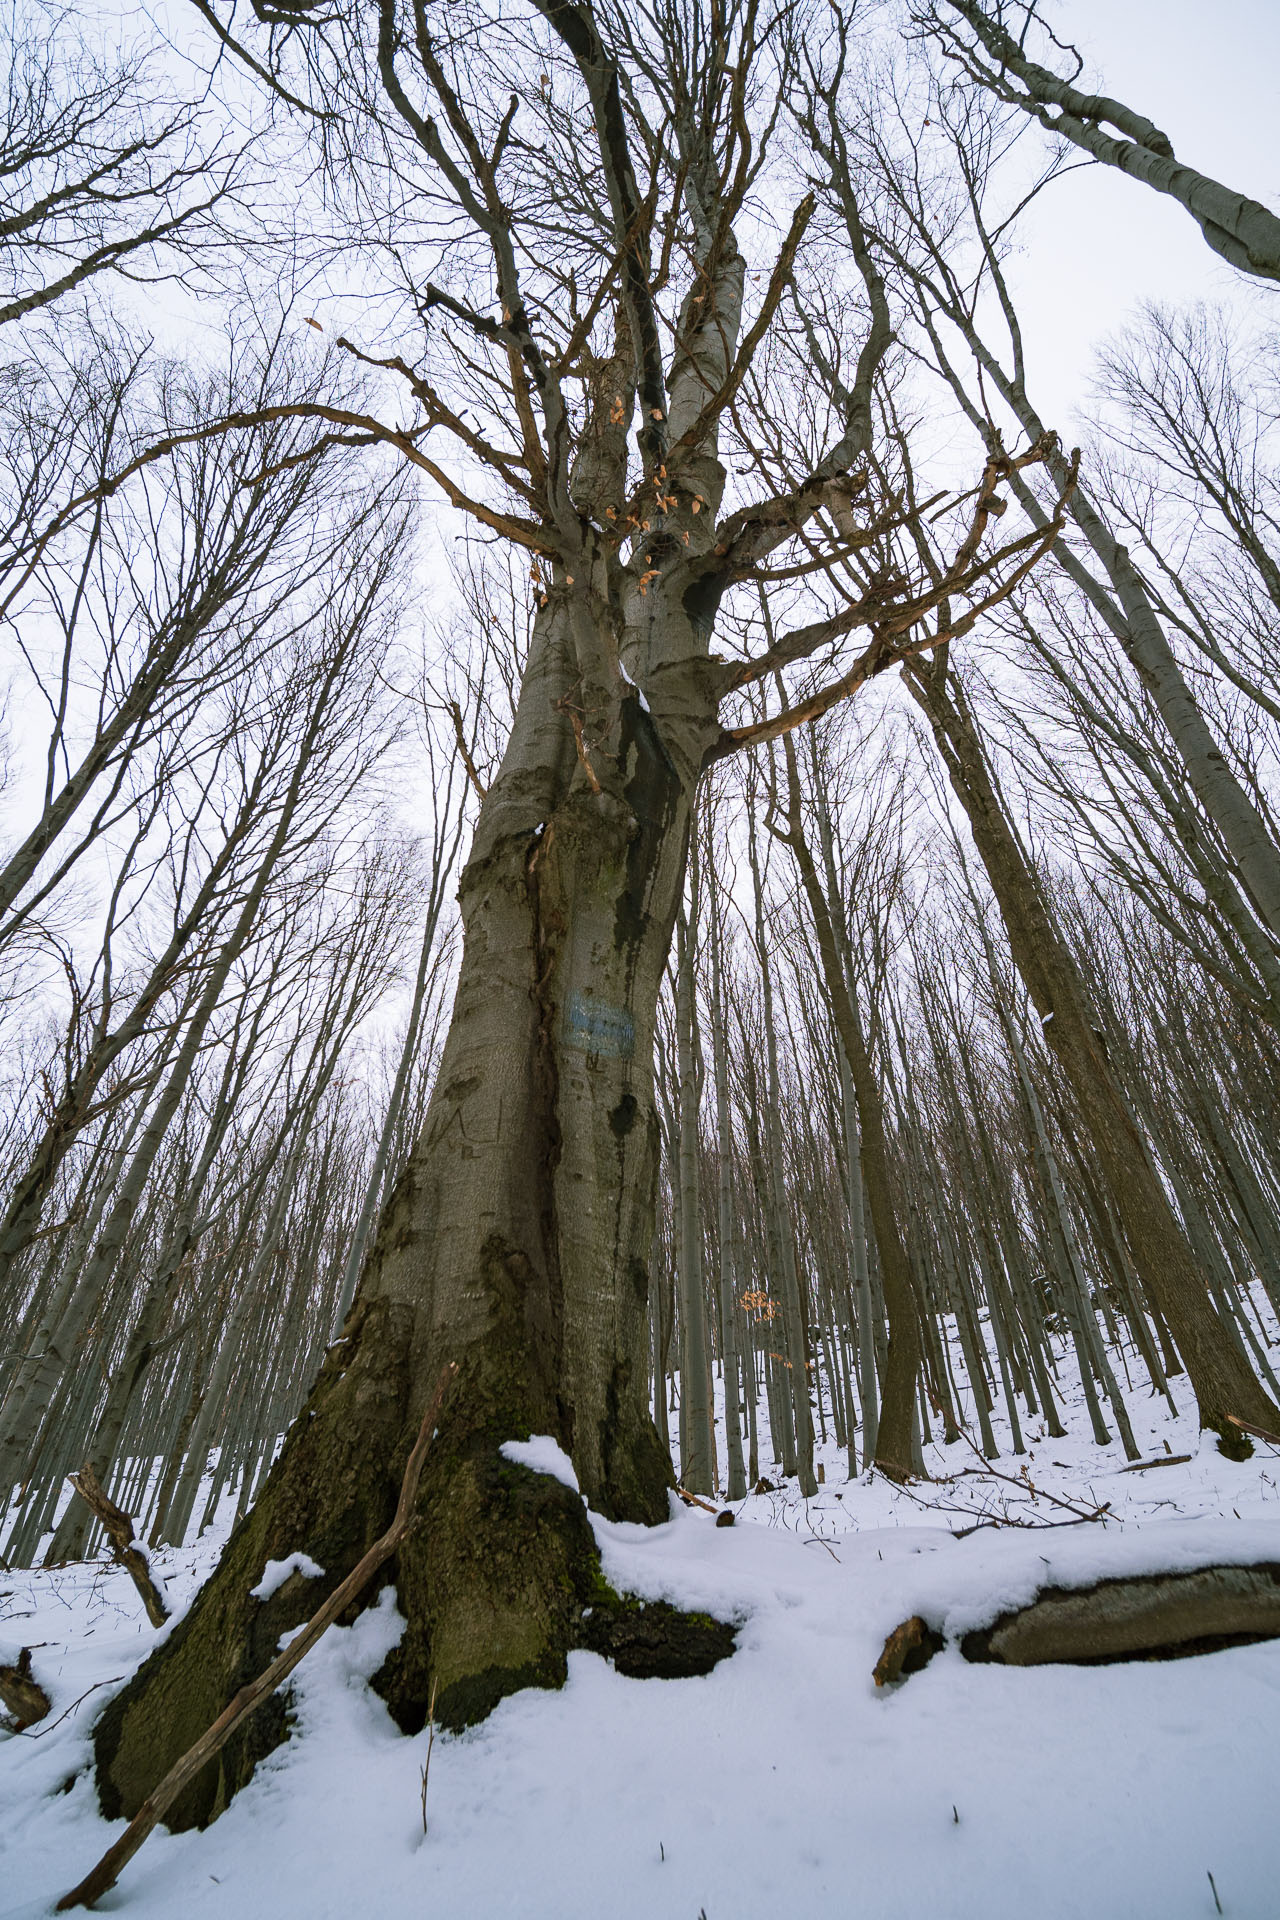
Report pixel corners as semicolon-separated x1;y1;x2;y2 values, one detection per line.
2;0;1279;1886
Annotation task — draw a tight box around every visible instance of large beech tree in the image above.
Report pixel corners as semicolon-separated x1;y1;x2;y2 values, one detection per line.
91;0;1076;1824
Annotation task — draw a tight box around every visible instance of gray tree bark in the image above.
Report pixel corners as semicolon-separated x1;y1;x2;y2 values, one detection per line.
930;1;1280;282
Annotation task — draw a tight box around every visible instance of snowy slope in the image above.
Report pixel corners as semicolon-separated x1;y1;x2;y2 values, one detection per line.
3;1378;1279;1920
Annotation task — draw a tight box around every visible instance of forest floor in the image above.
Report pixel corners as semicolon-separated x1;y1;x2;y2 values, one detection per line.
3;1349;1280;1919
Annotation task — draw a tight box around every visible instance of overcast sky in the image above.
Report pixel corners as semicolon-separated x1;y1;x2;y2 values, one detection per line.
1002;0;1279;431
129;0;1279;438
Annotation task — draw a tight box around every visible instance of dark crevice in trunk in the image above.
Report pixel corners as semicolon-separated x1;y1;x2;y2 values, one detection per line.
524;822;571;1451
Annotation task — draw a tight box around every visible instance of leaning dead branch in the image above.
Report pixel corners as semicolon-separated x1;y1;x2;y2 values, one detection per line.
66;1464;169;1628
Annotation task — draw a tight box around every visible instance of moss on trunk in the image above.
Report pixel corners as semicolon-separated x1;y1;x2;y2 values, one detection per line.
91;583;727;1833
94;1359;732;1826
95;1297;414;1827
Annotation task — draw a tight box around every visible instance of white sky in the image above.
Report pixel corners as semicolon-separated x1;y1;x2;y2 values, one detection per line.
120;1;1280;442
1002;0;1280;432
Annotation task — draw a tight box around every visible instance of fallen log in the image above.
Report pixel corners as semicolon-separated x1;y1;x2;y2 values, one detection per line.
961;1562;1280;1667
872;1561;1280;1687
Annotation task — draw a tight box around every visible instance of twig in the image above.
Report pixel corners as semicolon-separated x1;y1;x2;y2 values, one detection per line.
419;1676;438;1837
1227;1413;1280;1448
1118;1454;1193;1473
57;1361;457;1913
887;1437;1113;1537
950;1508;1110;1540
13;1675;125;1740
949;1434;1110;1520
446;700;489;800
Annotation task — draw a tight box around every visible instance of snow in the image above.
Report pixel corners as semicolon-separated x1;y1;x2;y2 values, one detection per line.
4;1370;1280;1919
249;1554;326;1603
619;658;651;713
499;1434;581;1494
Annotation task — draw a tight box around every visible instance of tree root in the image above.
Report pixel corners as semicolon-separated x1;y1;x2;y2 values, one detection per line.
60;1365;457;1913
87;1297;736;1858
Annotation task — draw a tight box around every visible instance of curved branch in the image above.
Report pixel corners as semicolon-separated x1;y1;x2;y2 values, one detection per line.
926;0;1280;282
707;442;1078;761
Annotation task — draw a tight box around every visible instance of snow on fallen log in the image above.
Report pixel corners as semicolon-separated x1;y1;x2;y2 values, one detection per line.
875;1562;1280;1681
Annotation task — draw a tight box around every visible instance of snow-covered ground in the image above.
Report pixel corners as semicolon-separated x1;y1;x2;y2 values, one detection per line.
4;1364;1280;1920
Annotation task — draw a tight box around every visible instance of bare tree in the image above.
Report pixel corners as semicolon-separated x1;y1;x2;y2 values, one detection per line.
91;0;1071;1829
0;2;249;324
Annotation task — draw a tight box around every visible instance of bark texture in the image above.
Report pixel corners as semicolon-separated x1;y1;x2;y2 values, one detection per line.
906;653;1280;1452
961;1563;1280;1666
94;576;726;1823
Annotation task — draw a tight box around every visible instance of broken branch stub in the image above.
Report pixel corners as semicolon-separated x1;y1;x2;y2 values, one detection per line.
0;1647;51;1730
873;1615;944;1686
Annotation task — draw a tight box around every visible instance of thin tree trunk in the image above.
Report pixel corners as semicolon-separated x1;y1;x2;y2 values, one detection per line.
775;736;921;1481
906;653;1280;1451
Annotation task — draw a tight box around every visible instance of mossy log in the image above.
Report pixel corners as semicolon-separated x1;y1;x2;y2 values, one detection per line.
873;1561;1280;1686
961;1561;1280;1666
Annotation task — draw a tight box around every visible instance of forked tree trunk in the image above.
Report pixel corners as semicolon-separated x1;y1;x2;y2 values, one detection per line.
94;591;721;1826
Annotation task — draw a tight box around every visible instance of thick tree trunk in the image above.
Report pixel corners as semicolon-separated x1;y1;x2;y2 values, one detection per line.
94;593;724;1825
